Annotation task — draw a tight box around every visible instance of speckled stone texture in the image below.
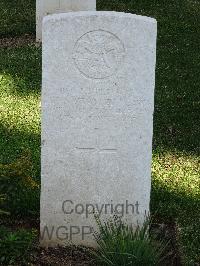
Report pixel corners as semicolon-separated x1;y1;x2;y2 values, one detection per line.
41;11;157;247
36;0;96;41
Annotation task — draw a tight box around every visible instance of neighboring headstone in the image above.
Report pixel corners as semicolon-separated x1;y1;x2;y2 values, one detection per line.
36;0;96;42
41;11;157;247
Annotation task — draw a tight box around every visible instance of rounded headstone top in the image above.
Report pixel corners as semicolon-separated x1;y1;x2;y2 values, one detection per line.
43;11;157;25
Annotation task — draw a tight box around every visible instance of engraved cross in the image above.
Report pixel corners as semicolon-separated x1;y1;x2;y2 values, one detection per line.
75;128;117;155
75;147;117;154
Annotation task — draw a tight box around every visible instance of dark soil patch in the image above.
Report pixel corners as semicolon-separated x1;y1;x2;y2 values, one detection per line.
0;34;38;48
30;246;94;266
151;222;182;266
0;216;39;231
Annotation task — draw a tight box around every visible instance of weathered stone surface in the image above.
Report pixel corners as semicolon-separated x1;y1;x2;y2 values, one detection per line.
36;0;96;41
41;11;157;247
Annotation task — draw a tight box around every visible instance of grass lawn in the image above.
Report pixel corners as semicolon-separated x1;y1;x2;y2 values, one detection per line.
0;0;199;264
0;0;35;37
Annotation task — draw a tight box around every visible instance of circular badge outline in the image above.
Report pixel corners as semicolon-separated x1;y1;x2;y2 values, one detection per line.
72;29;125;80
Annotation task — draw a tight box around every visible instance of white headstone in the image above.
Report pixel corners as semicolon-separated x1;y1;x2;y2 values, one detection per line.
36;0;96;42
41;11;157;247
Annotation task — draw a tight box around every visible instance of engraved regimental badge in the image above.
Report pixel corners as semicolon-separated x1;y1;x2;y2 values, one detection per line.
73;30;125;79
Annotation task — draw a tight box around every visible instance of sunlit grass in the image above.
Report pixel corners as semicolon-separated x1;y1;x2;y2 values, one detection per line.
152;151;200;264
0;74;40;134
152;152;199;197
0;46;41;177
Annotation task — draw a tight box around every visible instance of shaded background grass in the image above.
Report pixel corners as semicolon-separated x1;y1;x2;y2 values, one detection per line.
0;0;35;37
0;0;199;264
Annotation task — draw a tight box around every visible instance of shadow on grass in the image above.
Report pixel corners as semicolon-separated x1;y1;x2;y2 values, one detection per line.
0;0;35;37
151;174;200;264
97;1;200;156
0;123;40;180
151;175;199;222
0;45;41;97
